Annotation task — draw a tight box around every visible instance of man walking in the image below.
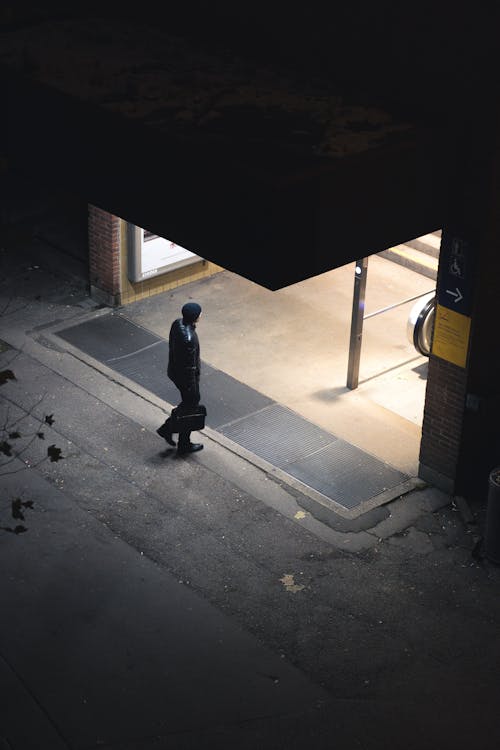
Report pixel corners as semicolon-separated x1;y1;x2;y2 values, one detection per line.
157;302;204;455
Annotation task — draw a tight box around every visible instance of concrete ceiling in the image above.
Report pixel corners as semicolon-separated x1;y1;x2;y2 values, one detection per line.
2;3;498;288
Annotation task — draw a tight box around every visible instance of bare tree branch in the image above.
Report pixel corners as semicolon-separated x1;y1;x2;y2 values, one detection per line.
2;391;48;432
0;296;64;530
0;297;30;317
0;453;52;476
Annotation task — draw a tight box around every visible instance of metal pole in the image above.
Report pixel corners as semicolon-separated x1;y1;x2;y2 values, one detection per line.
346;257;368;390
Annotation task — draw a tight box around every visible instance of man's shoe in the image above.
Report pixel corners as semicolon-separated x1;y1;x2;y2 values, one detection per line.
156;424;176;446
177;442;203;455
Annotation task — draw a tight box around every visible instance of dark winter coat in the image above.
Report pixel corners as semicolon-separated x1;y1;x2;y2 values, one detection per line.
167;318;200;402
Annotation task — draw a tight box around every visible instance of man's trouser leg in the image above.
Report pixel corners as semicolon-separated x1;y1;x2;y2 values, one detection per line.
177;387;200;451
177;426;192;451
177;388;202;453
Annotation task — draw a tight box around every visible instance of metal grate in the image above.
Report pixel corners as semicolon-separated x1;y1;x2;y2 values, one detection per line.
57;313;162;363
111;342;180;404
286;440;408;509
220;403;336;467
202;368;274;428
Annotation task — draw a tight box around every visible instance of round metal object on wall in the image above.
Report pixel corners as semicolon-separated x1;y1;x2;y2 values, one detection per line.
407;292;435;356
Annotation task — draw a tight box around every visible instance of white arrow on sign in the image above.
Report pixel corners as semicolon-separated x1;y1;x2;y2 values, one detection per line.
446;287;463;303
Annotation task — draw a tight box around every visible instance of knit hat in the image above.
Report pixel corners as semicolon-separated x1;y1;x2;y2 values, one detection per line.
181;302;202;323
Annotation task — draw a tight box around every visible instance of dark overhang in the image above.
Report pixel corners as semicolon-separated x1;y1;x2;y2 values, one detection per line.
3;6;495;288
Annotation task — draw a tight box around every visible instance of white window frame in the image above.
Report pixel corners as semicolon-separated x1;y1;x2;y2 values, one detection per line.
127;224;201;282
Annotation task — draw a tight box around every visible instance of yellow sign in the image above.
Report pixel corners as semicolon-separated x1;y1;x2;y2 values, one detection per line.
432;303;471;368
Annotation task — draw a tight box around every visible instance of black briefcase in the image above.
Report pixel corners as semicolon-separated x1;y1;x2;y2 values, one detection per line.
170;404;207;432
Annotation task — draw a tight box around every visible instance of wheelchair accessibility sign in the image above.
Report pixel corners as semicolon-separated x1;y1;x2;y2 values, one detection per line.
449;237;466;278
434;232;475;367
437;233;474;317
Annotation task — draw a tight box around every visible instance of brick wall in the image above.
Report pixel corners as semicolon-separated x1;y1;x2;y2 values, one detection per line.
419;356;468;489
88;204;121;305
88;205;223;306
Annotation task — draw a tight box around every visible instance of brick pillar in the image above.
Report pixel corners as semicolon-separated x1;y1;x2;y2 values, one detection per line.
419;109;500;500
88;204;122;306
419;357;468;492
453;145;500;500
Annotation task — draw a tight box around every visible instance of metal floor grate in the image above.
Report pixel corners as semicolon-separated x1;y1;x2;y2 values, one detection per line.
57;313;161;362
286;440;408;509
202;367;274;429
220;404;336;467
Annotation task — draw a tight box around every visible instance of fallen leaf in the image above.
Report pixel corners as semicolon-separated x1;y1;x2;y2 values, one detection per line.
11;498;25;521
280;573;305;593
47;444;63;462
1;525;27;534
0;440;13;456
0;369;16;386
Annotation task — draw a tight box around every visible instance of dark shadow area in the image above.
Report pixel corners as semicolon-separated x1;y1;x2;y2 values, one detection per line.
1;169;90;290
312;386;351;402
358;355;424;385
412;362;429;380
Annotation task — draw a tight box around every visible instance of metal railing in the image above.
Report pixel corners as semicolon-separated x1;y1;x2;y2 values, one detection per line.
363;290;435;320
346;255;435;389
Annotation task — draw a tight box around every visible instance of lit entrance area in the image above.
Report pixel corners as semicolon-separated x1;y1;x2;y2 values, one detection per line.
54;228;440;518
124;227;438;454
347;231;439;428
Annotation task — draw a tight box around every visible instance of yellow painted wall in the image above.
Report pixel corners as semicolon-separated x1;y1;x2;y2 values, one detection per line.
118;220;223;305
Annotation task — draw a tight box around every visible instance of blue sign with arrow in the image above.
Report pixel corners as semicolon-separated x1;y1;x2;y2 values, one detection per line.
437;232;475;316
